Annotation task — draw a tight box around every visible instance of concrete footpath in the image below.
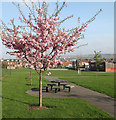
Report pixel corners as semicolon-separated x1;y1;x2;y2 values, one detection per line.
26;76;116;117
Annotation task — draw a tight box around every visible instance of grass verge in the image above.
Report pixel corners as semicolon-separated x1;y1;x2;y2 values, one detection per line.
2;68;114;118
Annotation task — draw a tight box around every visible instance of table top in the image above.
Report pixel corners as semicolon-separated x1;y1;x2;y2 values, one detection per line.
60;83;68;85
47;84;56;86
51;80;67;83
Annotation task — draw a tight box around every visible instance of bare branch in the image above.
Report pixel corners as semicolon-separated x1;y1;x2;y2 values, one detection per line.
76;43;88;48
22;0;36;18
57;15;73;25
85;9;102;26
52;1;66;17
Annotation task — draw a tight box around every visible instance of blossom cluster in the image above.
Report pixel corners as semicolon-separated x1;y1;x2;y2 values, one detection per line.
1;1;95;71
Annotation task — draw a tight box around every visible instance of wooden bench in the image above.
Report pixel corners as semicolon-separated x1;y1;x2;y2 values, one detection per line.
44;85;51;92
65;85;74;92
60;83;68;90
47;84;56;90
65;86;71;92
52;86;61;93
66;85;75;92
44;85;61;93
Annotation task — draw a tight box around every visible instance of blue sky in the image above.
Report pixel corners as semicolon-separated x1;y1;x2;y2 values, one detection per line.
0;1;114;59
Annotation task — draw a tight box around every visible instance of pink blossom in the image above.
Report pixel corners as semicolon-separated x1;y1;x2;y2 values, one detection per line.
30;65;35;70
46;67;50;71
1;1;97;71
41;69;44;71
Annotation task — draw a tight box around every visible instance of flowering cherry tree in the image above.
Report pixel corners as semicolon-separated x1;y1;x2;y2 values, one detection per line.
0;1;102;108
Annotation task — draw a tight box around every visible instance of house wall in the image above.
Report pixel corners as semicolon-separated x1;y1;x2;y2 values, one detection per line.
7;66;16;69
62;61;72;67
105;62;116;72
1;59;24;69
89;62;105;71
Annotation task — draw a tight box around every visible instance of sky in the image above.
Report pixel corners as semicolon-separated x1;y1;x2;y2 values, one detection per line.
0;1;114;59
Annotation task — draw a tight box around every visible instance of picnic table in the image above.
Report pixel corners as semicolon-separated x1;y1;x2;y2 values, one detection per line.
44;79;72;93
51;80;67;86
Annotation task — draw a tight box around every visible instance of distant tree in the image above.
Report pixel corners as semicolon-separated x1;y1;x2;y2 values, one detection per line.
0;1;102;108
2;61;8;68
93;51;103;71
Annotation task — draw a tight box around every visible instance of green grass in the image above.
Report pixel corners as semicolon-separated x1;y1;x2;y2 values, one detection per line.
43;70;114;98
60;73;114;98
43;70;113;77
2;68;114;118
60;75;114;98
43;69;84;77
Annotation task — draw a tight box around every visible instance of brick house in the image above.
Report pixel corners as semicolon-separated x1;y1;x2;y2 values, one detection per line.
1;59;24;69
89;58;116;72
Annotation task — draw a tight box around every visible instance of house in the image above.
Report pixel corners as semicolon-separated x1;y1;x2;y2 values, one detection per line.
61;60;72;68
105;62;116;72
72;59;90;71
89;58;116;72
1;59;24;69
89;61;105;71
71;57;116;72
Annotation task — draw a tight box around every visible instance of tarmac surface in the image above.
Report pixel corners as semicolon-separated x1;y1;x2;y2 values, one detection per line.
26;76;116;117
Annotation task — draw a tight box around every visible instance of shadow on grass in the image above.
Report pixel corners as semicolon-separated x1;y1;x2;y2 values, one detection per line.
31;88;46;91
1;96;30;105
1;96;56;110
26;84;32;86
25;77;28;79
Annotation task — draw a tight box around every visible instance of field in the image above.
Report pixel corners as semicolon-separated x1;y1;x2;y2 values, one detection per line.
43;70;115;98
1;68;114;118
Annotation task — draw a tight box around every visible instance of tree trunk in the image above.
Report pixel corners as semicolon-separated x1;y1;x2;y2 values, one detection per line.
78;69;80;74
39;69;42;107
96;66;99;72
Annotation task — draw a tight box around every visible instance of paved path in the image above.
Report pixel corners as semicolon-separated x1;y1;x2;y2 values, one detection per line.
26;76;116;117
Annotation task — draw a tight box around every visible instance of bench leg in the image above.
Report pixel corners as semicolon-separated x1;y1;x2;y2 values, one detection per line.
51;86;53;90
58;88;60;91
46;87;49;92
69;87;71;92
58;82;60;86
63;85;66;90
55;88;58;93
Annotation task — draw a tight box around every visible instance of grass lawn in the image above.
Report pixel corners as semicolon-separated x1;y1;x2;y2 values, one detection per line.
2;68;114;118
43;70;114;98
